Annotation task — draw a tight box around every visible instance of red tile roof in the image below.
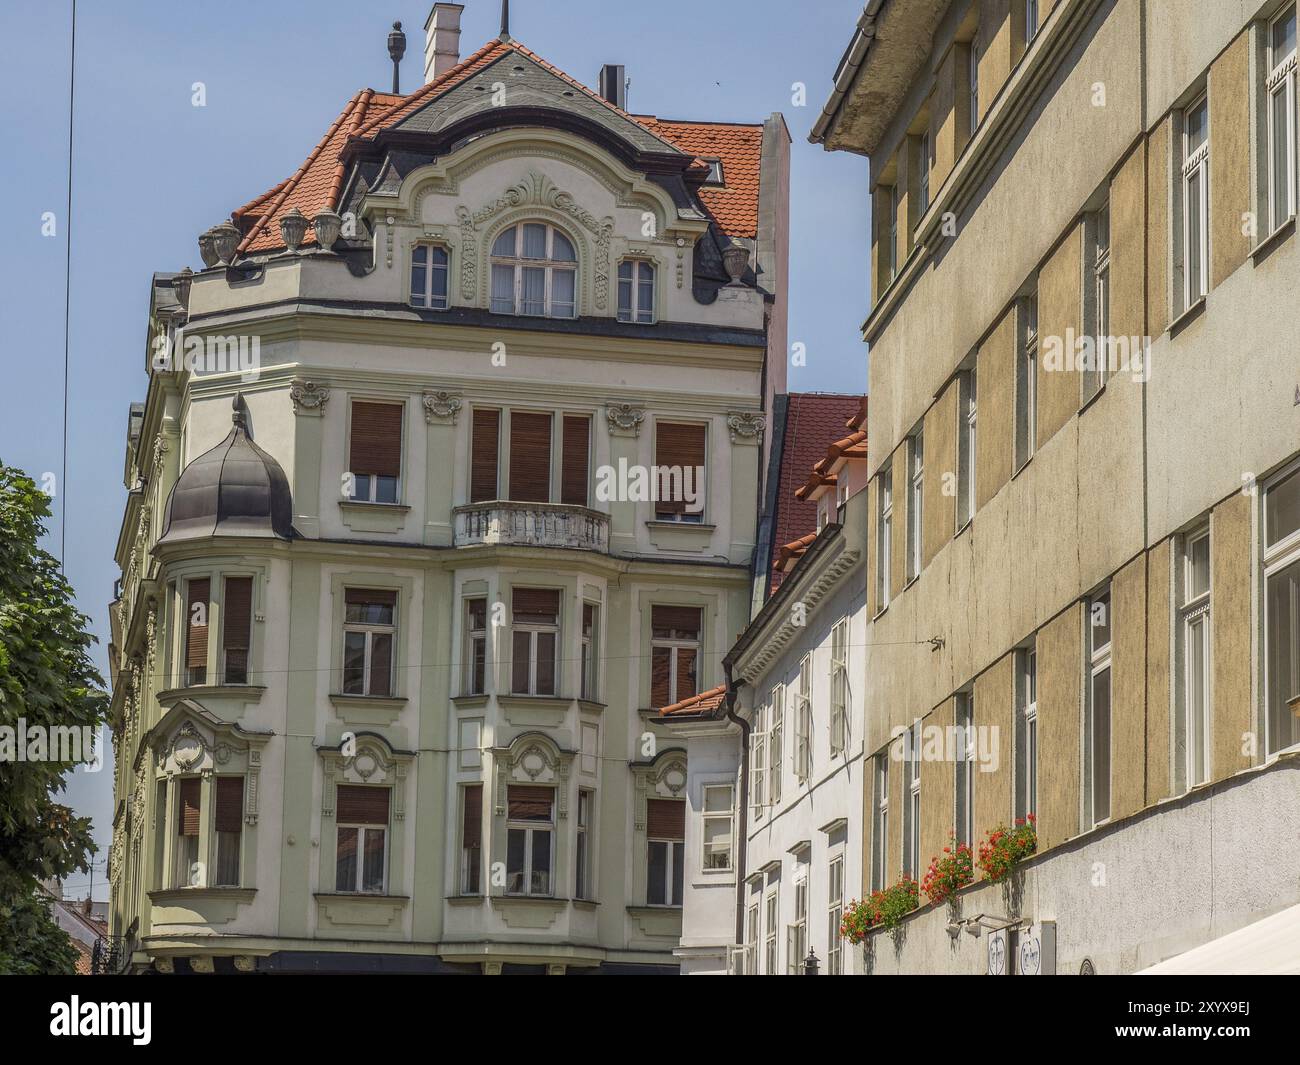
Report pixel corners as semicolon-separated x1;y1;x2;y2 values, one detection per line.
232;39;764;254
659;683;727;719
797;427;867;500
770;393;865;591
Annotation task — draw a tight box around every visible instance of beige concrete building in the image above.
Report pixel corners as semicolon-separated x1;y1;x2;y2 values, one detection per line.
104;8;788;974
814;0;1300;974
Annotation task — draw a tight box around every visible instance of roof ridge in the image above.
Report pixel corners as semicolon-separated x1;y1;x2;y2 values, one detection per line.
237;89;367;253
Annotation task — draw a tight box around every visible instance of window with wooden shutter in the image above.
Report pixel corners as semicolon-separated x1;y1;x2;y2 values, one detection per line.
650;605;701;708
470;408;501;502
342;589;397;697
349;401;403;503
175;777;202;887
561;414;590;506
461;784;483;894
214;777;244;887
653;422;707;520
507;785;554;821
511;588;560;696
185;578;209;686
647;798;685;840
336;785;390;825
179;779;201;836
509;411;553;502
221;576;252;684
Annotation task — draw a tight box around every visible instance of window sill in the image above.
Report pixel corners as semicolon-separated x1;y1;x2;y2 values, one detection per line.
338;500;411;535
1251;215;1295;266
646;520;716;553
314;892;410;930
955;518;973;539
872;602;890;621
577;698;608;714
1078;379;1108;417
1012;454;1034;482
452;693;489;709
329;693;408;726
1167;296;1206;339
498;694;572;728
157;684;266;706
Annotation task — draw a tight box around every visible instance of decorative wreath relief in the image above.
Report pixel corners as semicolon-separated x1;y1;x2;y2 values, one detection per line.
976;815;1037;884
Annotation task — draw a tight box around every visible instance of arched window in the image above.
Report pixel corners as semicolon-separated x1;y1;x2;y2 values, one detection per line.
410;244;449;309
490;223;577;318
618;260;655;323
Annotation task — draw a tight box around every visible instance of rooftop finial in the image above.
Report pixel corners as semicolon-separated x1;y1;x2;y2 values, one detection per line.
500;0;510;40
232;393;248;432
388;21;407;94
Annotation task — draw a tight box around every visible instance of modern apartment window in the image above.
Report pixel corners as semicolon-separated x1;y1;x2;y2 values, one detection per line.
618;260;656;323
1182;94;1210;306
1015;646;1038;822
1026;0;1040;41
764;886;779;974
788;876;808;974
918;131;932;215
410;244;449;309
876;471;893;609
907;431;924;581
1085;200;1111;401
576;789;593;899
1268;6;1298;233
342;588;396;697
213;776;243;887
1264;462;1300;754
335;785;389;894
646;798;685;906
1016;294;1039;470
769;685;784;804
348;400;403;504
954;693;975;847
506;785;554;896
902;721;922;879
650;605;701;708
871;754;888;892
1176;528;1212;790
653;422;707;522
969;36;981;134
794;655;813;782
463;598;487;695
958;369;978;528
1085;590;1113;826
827;854;845;975
580;603;598;701
703;784;734;871
174;777;201;887
184;577;209;687
490;222;577;318
460;784;482;894
830;620;849;754
752;700;767;813
511;588;559;696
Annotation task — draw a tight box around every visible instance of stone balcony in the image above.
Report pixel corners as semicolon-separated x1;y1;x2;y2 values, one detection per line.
453;501;610;552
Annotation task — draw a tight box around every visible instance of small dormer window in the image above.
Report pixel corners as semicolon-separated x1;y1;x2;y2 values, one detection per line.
411;245;449;310
617;261;655;323
490;223;577;319
703;158;725;186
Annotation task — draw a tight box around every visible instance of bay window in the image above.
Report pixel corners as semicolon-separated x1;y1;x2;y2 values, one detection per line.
335;785;389;894
174;777;201;887
646;798;684;906
184;578;209;687
511;588;559;696
506;785;554;896
220;576;252;685
213;776;244;887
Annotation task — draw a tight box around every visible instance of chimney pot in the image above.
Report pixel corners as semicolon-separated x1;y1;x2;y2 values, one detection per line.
599;64;626;111
425;3;465;85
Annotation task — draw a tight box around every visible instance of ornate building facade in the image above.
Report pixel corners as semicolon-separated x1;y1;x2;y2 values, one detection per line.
105;6;789;974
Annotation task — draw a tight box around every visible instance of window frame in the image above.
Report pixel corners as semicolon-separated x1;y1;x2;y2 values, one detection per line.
827;852;845;975
576;788;594;900
702;784;735;872
902;720;922;879
918;130;932;216
969;34;981;135
505;786;555;897
906;430;924;582
955;692;975;848
769;685;784;805
957;369;978;528
871;753;888;892
1263;459;1300;756
1085;199;1111;401
794;655;813;782
510;589;560;697
617;259;657;323
650;607;701;708
341;588;397;698
1016;293;1039;471
1267;5;1298;234
830;620;849;754
463;597;488;696
490;222;578;319
1015;646;1038;822
580;602;599;702
876;470;893;610
334;792;389;896
459;783;483;895
1026;0;1040;41
1175;526;1212;790
1182;93;1211;308
347;399;404;505
1085;590;1113;827
409;242;450;310
763;882;779;975
646;806;685;908
788;873;809;975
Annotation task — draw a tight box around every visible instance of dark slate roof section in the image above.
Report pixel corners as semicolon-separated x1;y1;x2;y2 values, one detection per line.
159;397;294;543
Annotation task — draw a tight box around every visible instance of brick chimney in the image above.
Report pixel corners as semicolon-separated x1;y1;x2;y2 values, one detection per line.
424;3;465;85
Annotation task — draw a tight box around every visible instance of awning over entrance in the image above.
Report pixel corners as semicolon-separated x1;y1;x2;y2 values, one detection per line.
1138;903;1300;975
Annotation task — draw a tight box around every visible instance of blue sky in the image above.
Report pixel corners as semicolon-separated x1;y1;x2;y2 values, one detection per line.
0;0;870;899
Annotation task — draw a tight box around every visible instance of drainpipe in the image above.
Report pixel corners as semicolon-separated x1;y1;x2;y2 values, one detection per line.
722;660;750;948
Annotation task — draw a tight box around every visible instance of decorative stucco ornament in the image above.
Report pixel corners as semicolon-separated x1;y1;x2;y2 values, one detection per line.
313;209;343;251
198;228;220;268
280;208;309;252
211;222;241;265
722;242;751;286
289;378;330;414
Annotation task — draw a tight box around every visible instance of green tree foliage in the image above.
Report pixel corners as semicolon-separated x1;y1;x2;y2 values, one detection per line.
0;464;108;972
0;889;80;975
